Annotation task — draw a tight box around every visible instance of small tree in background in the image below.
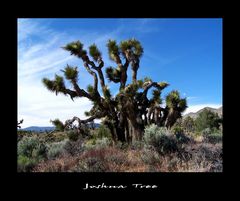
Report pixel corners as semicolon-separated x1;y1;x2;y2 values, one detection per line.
42;39;187;143
182;116;195;133
195;109;221;132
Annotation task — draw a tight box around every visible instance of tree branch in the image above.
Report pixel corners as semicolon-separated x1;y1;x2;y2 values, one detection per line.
142;81;160;97
64;113;103;130
71;80;93;100
82;55;106;96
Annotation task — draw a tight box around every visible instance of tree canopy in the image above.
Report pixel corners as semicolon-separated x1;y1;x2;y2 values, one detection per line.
42;38;187;142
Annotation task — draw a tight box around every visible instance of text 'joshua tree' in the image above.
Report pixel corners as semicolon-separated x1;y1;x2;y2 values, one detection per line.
42;39;187;143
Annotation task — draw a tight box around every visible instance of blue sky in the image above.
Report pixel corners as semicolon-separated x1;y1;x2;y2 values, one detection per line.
18;18;222;127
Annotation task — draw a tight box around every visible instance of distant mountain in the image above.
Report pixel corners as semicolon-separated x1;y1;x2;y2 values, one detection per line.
20;126;55;132
183;106;222;119
20;123;101;132
89;123;101;128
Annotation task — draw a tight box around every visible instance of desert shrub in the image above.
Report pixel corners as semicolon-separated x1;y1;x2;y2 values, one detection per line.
115;141;129;150
173;126;184;135
84;137;111;150
182;116;195;133
179;143;223;172
195;109;221;131
17;136;47;172
33;154;79;172
93;125;112;139
143;124;178;155
172;126;191;144
67;130;79;141
77;157;106;172
140;148;160;165
17;155;38;172
63;139;84;156
202;128;212;136
203;132;222;144
44;132;68;143
74;147;128;172
47;139;68;159
175;132;191;144
131;140;144;150
18;136;47;159
201;128;222;144
17;130;33;142
95;137;111;148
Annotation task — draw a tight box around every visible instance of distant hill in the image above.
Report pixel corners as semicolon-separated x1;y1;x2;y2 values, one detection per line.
20;123;101;132
183;106;222;119
20;126;55;132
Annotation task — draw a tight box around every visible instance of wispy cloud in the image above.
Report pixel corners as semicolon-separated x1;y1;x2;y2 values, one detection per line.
118;18;164;34
18;84;93;127
187;96;198;100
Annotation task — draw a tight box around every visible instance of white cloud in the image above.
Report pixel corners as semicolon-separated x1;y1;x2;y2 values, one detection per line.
183;103;222;115
18;83;93;128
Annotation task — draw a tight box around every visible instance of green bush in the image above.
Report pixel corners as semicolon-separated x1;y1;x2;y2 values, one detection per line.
140;148;160;165
63;139;84;156
77;157;106;172
17;136;47;172
17;155;38;172
175;132;191;144
84;137;111;150
203;132;222;144
182;116;195;133
18;136;47;159
195;109;221;131
67;130;79;141
47;139;68;159
75;148;127;172
202;128;212;136
206;134;222;144
173;126;184;135
92;125;112;139
131;140;144;150
201;127;222;144
143;124;178;155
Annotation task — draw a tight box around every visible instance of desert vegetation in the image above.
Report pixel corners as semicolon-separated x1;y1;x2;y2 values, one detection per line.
17;39;222;172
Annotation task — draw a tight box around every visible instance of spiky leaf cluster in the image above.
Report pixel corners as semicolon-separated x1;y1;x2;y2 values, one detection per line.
50;119;64;131
42;75;66;95
124;83;139;97
166;90;180;108
63;65;78;81
120;38;143;58
107;40;119;62
89;44;101;61
105;67;121;83
152;90;162;104
158;82;169;90
42;78;55;92
63;41;87;58
166;90;187;112
103;86;111;100
177;98;187;112
87;84;94;94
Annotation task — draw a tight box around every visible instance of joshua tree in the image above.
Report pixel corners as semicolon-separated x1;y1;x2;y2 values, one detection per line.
42;39;187;142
